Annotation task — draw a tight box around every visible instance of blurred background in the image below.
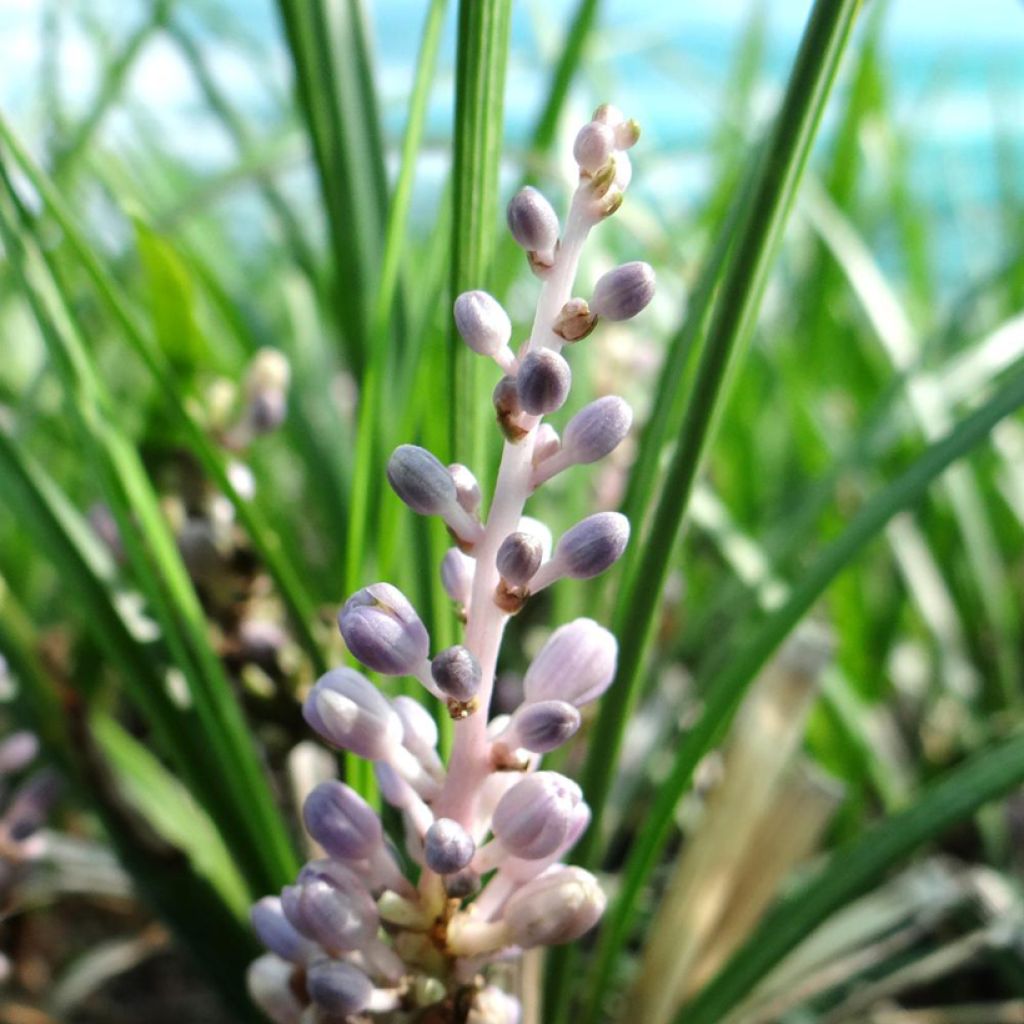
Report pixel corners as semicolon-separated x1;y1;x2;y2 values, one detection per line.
1;0;1024;1021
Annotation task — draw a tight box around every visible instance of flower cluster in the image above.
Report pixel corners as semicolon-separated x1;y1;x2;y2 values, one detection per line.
248;105;653;1023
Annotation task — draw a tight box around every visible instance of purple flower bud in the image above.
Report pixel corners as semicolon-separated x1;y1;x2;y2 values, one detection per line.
516;350;571;416
441;547;475;608
454;291;512;357
250;896;316;963
505;700;581;753
445;868;481;899
424;818;476;874
556;512;630;579
307;960;374;1017
574;121;615;173
431;646;482;703
247;955;303;1024
523;618;617;707
302;668;402;760
449;463;482;516
387;444;457;515
0;732;38;775
562;396;633;464
496;532;543;586
589;262;654;322
338;582;429;676
491;772;583;860
283;861;378;952
5;771;60;841
503;866;605;947
302;781;382;861
507;186;559;255
393;695;440;759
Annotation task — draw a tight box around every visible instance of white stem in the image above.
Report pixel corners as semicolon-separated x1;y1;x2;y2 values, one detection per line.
495;346;518;375
368;845;415;897
413;659;446;702
434;183;595;829
525;556;564;594
363;939;407;984
530;448;575;489
471;839;506;875
391;745;441;801
447;914;514;957
442;503;486;547
470;871;517;921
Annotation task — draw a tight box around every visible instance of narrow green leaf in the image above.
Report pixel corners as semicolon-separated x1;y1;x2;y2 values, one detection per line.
449;0;513;469
681;730;1024;1024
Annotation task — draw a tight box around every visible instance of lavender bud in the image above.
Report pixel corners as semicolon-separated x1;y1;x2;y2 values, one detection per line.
393;695;440;758
387;444;457;515
615;118;641;149
449;463;482;516
562;396;633;463
574;121;615;173
496;532;543;586
516;350;571;416
556;512;630;579
431;646;482;703
281;877;376;952
590;262;655;321
307;960;374;1017
424;818;476;874
503;866;605;947
507;186;560;255
441;547;475;606
247;955;303;1024
454;291;512;357
492;771;582;860
0;732;38;775
250;897;316;963
506;700;581;753
523;618;617;707
302;668;402;760
493;376;528;442
338;582;429;676
5;771;60;840
302;780;382;861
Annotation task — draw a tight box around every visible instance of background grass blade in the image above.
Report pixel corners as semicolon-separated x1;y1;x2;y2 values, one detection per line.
680;730;1024;1024
583;356;1024;1023
449;0;512;469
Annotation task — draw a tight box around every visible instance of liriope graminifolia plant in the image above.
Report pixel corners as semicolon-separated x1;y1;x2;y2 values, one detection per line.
247;104;654;1023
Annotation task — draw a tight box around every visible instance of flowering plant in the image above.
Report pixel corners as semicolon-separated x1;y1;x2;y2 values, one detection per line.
248;104;654;1023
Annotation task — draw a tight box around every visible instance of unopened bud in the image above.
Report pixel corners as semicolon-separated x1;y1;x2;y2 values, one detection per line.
516;349;571;416
523;618;617;707
247;955;303;1024
387;444;457;515
282;872;377;952
507;186;559;257
449;463;482;516
250;897;316;963
557;512;630;579
441;547;475;606
561;396;632;464
592;103;624;126
424;818;476;874
503;865;605;947
445;868;482;899
493;376;528;442
615;118;641;149
492;771;582;860
302;780;382;861
574;121;615;173
307;960;375;1017
468;986;522;1024
393;695;440;761
504;700;581;753
454;291;512;358
431;646;482;708
302;668;402;760
0;732;38;775
590;261;655;321
496;532;543;586
338;582;429;676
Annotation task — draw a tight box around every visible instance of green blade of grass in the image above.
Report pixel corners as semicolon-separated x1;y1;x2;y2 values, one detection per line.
274;0;388;375
0;113;327;677
449;0;512;469
585;355;1024;1024
0;176;298;896
680;729;1024;1024
547;1;864;1017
